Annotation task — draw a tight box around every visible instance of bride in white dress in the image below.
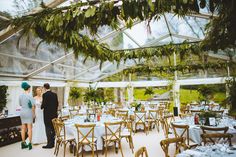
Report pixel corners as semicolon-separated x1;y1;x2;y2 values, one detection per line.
32;87;47;144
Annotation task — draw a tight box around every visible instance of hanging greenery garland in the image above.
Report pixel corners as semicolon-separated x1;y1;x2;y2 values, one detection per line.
123;62;231;75
0;0;235;73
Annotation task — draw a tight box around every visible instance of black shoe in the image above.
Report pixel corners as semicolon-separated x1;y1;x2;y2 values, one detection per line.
42;145;54;149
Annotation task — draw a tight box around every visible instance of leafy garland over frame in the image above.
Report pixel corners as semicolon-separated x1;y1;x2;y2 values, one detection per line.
1;0;235;73
123;62;232;76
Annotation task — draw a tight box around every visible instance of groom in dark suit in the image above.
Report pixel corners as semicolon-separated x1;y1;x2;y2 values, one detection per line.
41;83;58;148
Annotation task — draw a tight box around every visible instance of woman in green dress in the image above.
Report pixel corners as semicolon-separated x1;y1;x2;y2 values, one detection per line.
19;82;35;150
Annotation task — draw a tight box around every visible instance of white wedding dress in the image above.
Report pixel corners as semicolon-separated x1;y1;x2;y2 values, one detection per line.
32;99;47;144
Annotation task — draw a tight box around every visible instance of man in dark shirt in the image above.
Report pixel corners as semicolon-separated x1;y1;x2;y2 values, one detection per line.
41;83;58;148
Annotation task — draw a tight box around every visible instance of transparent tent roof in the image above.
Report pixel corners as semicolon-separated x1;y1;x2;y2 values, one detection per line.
0;0;232;83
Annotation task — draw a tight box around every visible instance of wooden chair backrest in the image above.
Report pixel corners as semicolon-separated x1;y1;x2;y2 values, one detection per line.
201;133;233;146
135;147;148;157
52;118;65;140
148;110;159;120
74;123;96;144
201;126;228;134
117;112;128;122
162;115;175;138
134;111;146;123
104;121;122;143
160;137;187;157
200;125;232;145
171;123;190;145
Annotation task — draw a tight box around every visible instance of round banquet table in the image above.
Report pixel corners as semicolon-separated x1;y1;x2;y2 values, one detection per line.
173;116;236;145
177;144;236;157
64;115;122;151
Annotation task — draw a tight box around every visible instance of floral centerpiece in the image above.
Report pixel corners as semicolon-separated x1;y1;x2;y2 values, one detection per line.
199;111;220;126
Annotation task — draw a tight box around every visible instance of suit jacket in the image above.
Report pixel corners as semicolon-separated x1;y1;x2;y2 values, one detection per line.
41;91;58;126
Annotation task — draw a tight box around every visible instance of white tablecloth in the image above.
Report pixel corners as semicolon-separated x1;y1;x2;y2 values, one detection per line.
174;117;236;144
177;144;236;157
64;115;121;151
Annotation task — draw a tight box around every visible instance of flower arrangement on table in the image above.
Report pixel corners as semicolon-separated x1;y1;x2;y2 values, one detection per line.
198;111;221;126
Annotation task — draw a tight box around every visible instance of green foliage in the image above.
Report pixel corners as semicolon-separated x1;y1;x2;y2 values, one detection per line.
123;62;229;76
1;0;234;73
69;87;81;100
0;86;8;112
83;87;104;105
134;88;167;100
197;85;217;102
130;102;142;111
1;1;231;59
68;87;81;106
199;111;217;118
201;0;236;51
104;88;114;102
144;87;154;96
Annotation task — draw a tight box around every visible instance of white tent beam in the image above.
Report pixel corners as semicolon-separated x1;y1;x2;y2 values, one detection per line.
26;52;73;78
171;34;201;41
142;34;170;47
67;61;112;80
0;52;84;71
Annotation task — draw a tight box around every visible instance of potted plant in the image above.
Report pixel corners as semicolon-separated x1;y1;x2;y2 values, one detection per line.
68;87;81;109
83;87;104;108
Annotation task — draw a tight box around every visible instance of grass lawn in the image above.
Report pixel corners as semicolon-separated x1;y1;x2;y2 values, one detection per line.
132;88;226;104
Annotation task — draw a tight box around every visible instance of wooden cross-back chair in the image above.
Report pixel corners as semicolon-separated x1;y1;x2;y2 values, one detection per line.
102;121;124;157
74;124;98;157
146;109;160;132
162;114;175;138
160;137;187;157
171;123;198;148
135;147;148;157
120;121;134;153
117;110;129;122
107;108;116;117
134;111;148;134
200;126;233;146
52;118;76;157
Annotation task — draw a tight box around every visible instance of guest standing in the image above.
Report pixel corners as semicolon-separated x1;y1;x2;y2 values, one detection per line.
19;82;35;150
32;87;47;144
41;83;58;148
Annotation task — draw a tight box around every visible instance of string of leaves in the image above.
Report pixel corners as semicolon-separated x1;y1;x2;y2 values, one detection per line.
1;0;213;59
1;0;235;71
123;62;231;75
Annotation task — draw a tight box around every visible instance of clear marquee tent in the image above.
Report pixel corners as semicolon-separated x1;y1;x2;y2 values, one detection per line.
0;0;234;113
